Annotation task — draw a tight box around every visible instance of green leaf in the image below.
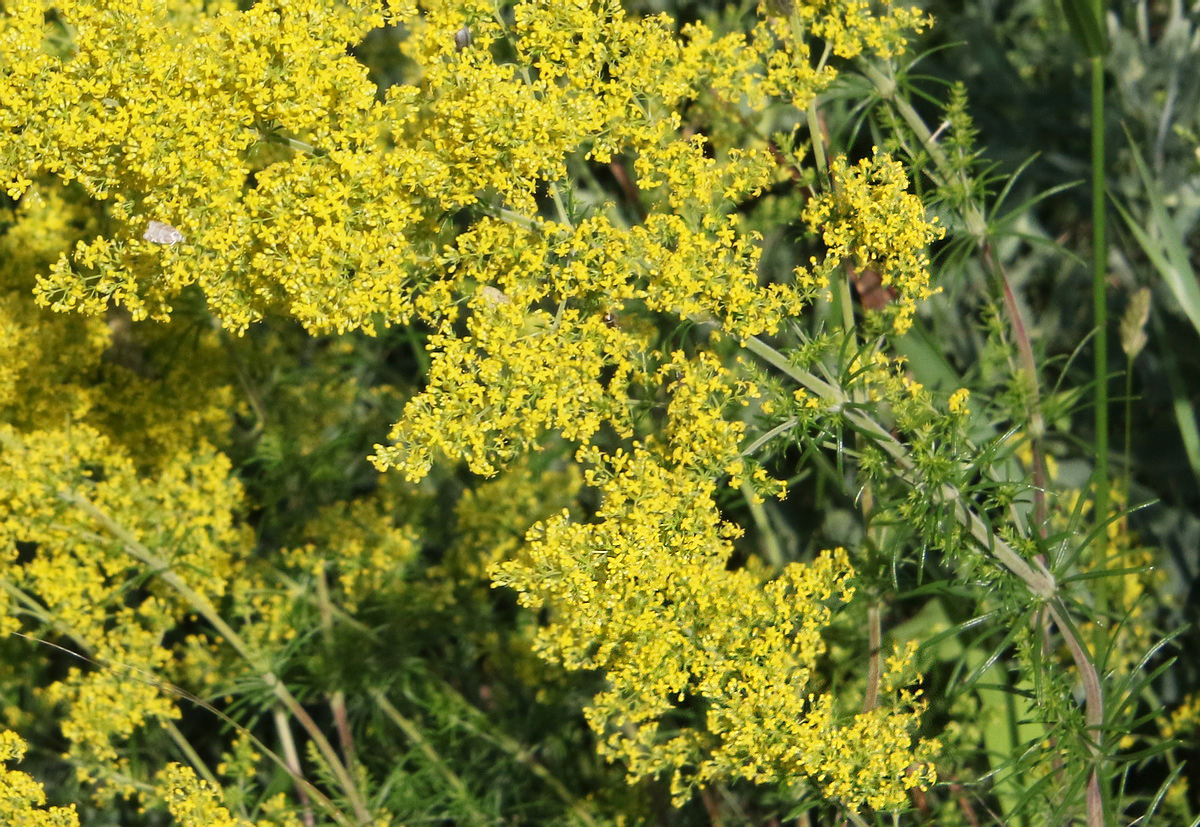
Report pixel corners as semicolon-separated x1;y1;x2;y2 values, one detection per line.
1059;0;1109;57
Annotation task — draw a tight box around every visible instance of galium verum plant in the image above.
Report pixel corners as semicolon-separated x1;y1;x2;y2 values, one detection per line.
0;0;1148;822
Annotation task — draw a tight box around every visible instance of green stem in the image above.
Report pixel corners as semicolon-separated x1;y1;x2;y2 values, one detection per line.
317;566;359;774
984;242;1049;533
834;262;857;340
861;59;1052;514
1123;355;1134;505
860;53;1105;822
741;416;799;457
856;60;986;240
1090;52;1110;597
864;603;881;712
740;482;785;569
1083;45;1112;821
742;336;1057;599
859;58;1051;539
806;100;828;179
431;680;602;826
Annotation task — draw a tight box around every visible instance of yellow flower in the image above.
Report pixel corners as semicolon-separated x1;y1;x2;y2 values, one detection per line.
949;387;971;415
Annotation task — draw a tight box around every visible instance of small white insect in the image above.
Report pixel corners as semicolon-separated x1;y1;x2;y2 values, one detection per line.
143;219;185;245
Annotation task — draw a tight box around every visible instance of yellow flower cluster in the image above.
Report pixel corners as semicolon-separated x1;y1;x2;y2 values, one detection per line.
1;0;934;337
281;482;421;614
1;0;946;815
0;190;109;426
492;448;934;808
0;731;80;827
445;457;584;581
0;170;277;807
3;0;399;332
948;387;971;415
650;351;766;489
0;421;252;796
803;151;945;334
370;197;810;479
0;186;238;467
801;0;933;59
155;763;249;827
434;458;589;691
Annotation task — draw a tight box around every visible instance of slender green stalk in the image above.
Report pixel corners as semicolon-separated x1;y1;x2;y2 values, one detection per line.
834;263;857;341
1090;51;1110;599
984;242;1049;532
855;61;986;240
863;603;881;712
1123;353;1134;505
740;482;786;568
1077;33;1114;821
317;566;360;775
417;681;604;825
430;680;602;827
850;64;1105;822
806;101;828;178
